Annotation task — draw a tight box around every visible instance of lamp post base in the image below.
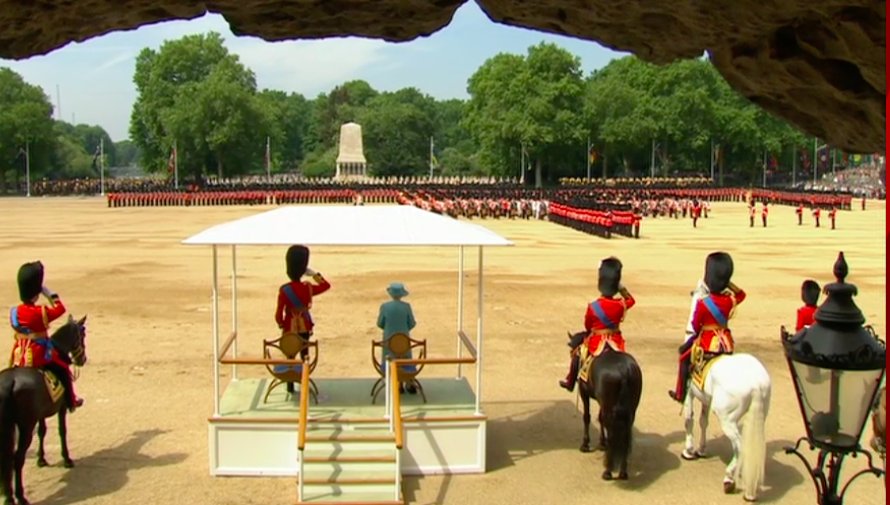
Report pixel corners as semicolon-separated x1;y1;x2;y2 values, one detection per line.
785;437;884;505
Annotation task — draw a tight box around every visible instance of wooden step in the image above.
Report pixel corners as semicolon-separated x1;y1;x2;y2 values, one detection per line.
297;501;402;505
305;433;394;443
303;455;396;464
303;477;396;485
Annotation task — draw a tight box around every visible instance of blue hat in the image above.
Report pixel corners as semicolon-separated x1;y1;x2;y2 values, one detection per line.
386;282;409;298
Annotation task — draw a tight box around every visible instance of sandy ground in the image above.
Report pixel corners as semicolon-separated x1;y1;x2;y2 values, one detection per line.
0;196;885;505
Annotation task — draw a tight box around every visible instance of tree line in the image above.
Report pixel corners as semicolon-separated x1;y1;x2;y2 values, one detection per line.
2;32;843;190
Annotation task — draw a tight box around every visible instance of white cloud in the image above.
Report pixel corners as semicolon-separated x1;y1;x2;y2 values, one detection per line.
227;36;390;97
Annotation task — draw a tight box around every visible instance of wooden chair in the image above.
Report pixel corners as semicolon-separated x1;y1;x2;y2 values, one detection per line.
263;332;318;404
371;333;427;404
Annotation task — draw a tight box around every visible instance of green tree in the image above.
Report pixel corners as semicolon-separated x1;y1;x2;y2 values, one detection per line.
0;67;55;192
466;43;586;186
130;32;273;180
359;89;436;176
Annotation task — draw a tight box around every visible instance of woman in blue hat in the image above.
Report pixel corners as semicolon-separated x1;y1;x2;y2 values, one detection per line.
377;282;418;393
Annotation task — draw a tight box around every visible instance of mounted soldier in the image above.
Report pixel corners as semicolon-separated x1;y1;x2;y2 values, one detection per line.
559;257;635;392
10;261;83;412
669;252;746;403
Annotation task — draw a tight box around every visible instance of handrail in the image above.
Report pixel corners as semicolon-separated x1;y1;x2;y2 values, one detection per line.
220;356;305;365
219;331;238;358
297;362;310;451
390;360;404;450
457;330;477;359
394;357;475;366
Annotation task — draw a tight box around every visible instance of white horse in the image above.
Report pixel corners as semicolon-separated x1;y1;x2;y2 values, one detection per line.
683;353;771;502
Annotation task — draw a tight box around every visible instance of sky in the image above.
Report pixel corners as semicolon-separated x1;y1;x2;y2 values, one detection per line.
0;2;627;142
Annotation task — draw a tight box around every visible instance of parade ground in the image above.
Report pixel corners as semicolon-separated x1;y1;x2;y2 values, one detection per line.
0;196;885;505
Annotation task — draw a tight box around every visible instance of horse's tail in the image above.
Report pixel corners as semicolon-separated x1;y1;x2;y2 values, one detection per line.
739;386;768;501
604;358;641;474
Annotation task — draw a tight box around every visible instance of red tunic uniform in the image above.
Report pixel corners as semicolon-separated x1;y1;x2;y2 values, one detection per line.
796;304;817;332
9;296;67;368
275;275;332;335
691;289;746;353
584;294;636;354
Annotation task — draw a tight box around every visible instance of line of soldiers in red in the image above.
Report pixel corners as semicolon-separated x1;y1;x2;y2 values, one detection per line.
548;198;641;239
107;189;404;207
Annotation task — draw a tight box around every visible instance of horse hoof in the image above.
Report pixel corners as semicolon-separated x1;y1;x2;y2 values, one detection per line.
681;449;699;461
35;458;48;468
743;494;757;502
63;459;74;469
618;472;629;480
580;444;593;453
601;471;613;481
723;480;736;494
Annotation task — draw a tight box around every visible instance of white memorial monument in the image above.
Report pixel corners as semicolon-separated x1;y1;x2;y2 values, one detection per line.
335;122;367;179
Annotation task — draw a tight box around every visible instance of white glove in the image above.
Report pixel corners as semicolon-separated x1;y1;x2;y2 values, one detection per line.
304;267;317;277
42;286;57;298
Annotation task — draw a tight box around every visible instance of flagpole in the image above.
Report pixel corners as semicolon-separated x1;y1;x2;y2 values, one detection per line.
813;137;817;186
25;141;30;198
429;136;434;179
519;142;525;184
100;137;105;195
265;136;271;179
586;136;591;180
174;140;179;190
709;138;715;181
792;146;797;187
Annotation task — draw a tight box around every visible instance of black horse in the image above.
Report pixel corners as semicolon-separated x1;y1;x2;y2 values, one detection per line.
569;330;643;481
0;315;87;505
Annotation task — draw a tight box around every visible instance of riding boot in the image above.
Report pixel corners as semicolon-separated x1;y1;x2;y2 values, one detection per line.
559;355;580;392
668;359;690;403
51;364;83;413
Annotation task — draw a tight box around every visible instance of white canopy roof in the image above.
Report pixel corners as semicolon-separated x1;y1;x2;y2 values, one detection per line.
182;205;514;247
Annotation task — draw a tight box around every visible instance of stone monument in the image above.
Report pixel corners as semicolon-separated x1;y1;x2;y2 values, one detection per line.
335;122;367;179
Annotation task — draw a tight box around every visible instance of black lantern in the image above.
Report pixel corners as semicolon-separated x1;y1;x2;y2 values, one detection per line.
781;252;885;504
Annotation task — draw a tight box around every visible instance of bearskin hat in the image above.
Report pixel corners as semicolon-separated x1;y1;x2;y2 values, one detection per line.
801;279;821;306
17;261;44;302
597;257;623;298
285;245;310;281
704;252;733;293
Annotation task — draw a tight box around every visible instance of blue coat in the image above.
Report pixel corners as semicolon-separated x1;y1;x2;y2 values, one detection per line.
377;299;416;358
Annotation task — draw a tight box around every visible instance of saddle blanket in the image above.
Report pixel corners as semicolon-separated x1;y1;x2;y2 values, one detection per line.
577;340;621;383
691;346;724;391
42;370;66;404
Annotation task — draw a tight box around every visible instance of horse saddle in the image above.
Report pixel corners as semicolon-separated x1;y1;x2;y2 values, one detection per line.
40;370;66;404
578;342;621;383
690;344;724;391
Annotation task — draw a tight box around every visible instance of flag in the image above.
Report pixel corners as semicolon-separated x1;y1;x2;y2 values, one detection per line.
91;144;101;171
167;146;176;176
769;153;778;169
588;145;598;164
712;144;722;166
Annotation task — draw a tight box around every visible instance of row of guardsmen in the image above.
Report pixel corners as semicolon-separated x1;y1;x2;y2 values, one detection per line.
547;199;641;239
106;189;404;207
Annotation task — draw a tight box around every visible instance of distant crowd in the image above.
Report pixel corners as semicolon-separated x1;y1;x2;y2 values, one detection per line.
15;172;870;240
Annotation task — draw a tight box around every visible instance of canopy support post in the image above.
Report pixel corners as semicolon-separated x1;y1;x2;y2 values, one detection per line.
457;245;465;378
231;245;238;381
212;245;220;416
475;246;483;415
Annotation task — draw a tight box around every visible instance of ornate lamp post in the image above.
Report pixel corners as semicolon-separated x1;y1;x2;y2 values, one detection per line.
781;252;886;505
